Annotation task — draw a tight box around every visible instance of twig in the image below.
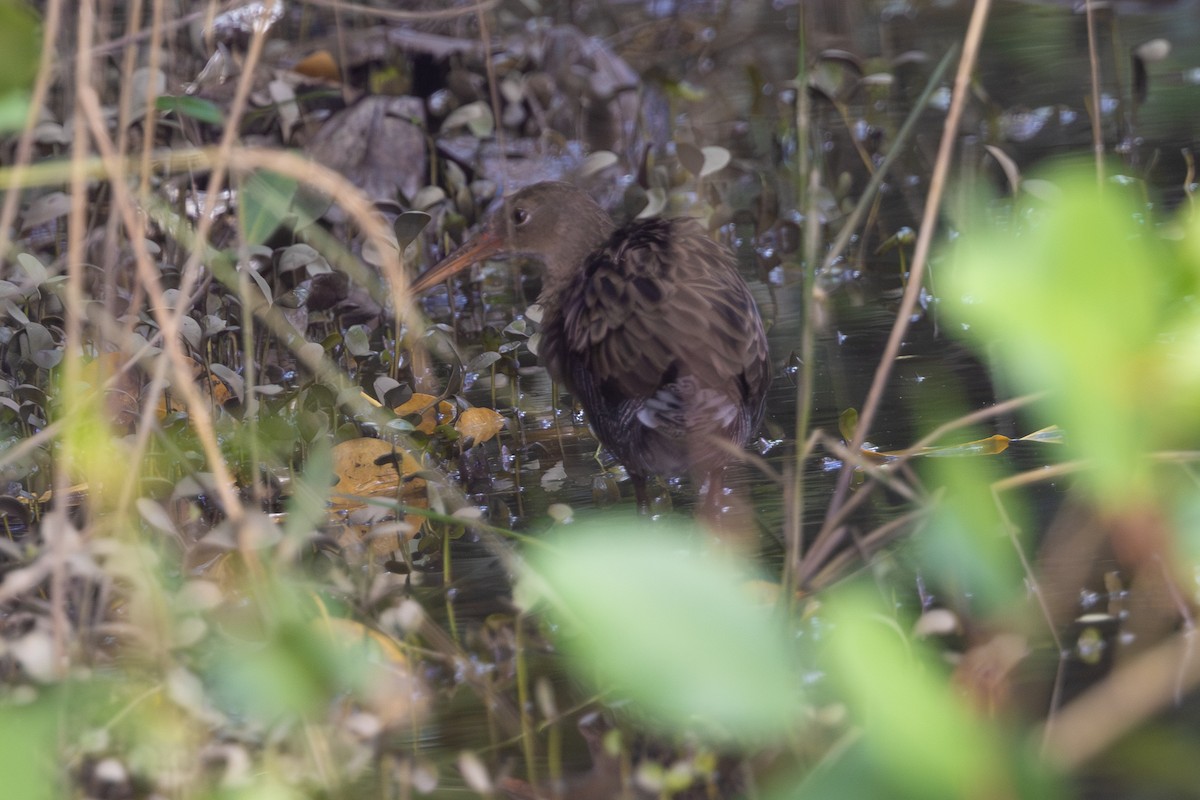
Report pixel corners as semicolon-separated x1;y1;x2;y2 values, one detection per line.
138;0;167;200
76;88;247;526
797;397;1044;585
1084;0;1106;183
52;0;92;681
785;6;816;604
901;392;1043;454
304;0;500;23
805;0;994;589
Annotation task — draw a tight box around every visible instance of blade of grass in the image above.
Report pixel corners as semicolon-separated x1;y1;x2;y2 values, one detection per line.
820;45;960;273
57;0;97;681
801;0;994;587
786;41;959;599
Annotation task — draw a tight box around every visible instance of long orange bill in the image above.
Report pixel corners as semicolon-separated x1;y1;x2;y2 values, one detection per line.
409;230;504;294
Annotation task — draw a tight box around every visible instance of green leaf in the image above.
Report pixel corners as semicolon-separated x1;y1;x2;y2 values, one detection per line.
0;690;62;800
0;90;30;132
155;94;225;125
0;3;40;97
915;454;1024;615
394;211;431;249
285;437;333;540
442;101;494;138
210;612;368;722
944;164;1200;508
467;351;502;372
815;587;1058;800
238;170;301;245
521;516;802;742
581;150;618;176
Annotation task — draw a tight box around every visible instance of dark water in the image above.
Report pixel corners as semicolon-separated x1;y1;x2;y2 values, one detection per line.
416;0;1200;615
411;0;1200;786
429;0;1200;545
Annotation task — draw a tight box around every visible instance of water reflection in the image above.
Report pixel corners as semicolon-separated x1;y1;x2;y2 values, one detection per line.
410;0;1200;778
408;0;1200;585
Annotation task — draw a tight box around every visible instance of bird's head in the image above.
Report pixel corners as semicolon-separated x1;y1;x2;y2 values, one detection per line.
410;181;615;294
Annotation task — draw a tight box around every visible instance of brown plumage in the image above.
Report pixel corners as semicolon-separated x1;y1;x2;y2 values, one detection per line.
411;181;770;509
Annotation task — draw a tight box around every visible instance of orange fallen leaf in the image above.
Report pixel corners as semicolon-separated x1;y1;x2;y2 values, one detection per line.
330;438;427;553
157;369;232;418
293;50;341;82
455;407;507;445
331;437;425;504
393;392;456;434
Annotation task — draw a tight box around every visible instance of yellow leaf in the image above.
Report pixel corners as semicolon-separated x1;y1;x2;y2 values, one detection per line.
874;434;1013;460
293;50;341;82
156;369;231;419
393;392;456;434
455;407;507;444
330;438;427;552
916;434;1011;458
331;437;425;505
839;407;858;441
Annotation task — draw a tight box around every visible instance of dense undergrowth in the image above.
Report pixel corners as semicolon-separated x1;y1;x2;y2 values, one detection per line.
2;1;1200;798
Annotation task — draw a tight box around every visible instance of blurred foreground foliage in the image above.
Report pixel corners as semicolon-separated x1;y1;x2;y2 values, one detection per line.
4;0;1200;793
6;107;1200;800
947;163;1200;509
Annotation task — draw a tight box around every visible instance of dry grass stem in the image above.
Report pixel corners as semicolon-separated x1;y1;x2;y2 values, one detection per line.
803;0;994;588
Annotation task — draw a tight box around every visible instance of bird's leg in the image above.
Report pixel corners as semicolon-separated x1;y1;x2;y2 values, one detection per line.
699;469;725;518
631;473;650;514
696;468;757;554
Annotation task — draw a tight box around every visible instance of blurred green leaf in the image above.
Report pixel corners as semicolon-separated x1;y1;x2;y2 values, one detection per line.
155;94;224;125
522;517;802;742
814;587;1060;800
0;91;30;132
916;454;1025;615
238;170;307;245
210;590;368;722
0;2;39;97
285;436;333;540
0;691;60;800
945;165;1200;507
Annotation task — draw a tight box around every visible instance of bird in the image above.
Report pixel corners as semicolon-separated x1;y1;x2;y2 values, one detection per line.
410;181;771;512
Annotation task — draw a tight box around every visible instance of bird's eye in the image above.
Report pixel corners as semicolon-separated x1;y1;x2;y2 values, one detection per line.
512;207;530;226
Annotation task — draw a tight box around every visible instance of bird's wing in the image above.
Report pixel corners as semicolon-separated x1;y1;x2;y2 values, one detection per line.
550;217;769;431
